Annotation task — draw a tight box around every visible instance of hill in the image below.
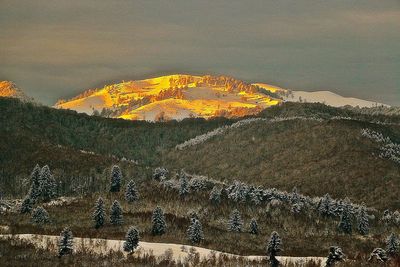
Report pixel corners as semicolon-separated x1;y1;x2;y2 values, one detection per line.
0;81;33;102
55;74;280;121
1;97;399;209
1;97;400;264
254;83;388;108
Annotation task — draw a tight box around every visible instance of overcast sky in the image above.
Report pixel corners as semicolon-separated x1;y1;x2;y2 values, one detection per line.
1;0;399;106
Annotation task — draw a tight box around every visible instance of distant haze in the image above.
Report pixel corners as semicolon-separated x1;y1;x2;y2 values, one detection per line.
1;0;399;106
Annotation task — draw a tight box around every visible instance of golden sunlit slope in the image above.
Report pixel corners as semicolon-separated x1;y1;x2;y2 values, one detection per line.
55;74;280;121
0;81;32;102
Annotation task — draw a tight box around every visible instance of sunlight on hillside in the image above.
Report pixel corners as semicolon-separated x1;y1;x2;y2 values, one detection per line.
55;74;282;121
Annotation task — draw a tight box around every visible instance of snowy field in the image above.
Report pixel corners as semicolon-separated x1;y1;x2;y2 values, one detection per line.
0;234;326;266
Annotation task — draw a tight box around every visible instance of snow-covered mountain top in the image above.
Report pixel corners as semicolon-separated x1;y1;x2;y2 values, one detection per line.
253;83;388;108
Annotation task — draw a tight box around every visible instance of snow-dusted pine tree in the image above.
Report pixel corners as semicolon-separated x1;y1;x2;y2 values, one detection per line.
31;206;50;225
109;200;123;225
356;204;369;235
29;164;42;201
123;226;139;253
249;218;259;235
58;227;73;257
209;186;222;205
151;206;167;236
110;165;122;192
386;233;400;257
326;246;345;267
125;180;139;203
368;248;388;262
179;171;189;198
338;203;352;234
267;231;282;267
187;219;204;244
92;197;106;229
318;193;334;217
20;196;33;214
40;165;56;202
228;209;243;232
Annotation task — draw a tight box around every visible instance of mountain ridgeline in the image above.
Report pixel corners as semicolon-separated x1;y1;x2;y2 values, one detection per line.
53;74;390;122
55;74;280;121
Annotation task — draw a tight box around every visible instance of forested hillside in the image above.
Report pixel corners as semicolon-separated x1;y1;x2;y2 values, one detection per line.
1;97;399;209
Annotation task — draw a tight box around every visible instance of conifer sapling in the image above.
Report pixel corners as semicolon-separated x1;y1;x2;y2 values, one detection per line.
125;180;139;203
228;209;243;232
151;206;167;235
267;231;282;267
58;227;73;257
123;226;140;254
187;219;204;244
92;197;106;229
110;200;123;225
110;165;122;192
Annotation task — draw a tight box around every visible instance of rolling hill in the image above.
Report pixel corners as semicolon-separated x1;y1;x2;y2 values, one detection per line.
55;74;280;121
54;74;388;122
254;83;388;108
1;97;400;210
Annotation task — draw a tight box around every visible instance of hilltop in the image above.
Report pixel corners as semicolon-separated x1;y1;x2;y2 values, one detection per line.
55;74;280;121
0;81;33;102
54;74;388;122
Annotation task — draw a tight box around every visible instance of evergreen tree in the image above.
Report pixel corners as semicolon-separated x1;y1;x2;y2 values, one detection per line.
58;227;73;257
92;197;106;229
151;206;167;235
20;196;33;214
267;231;282;267
209;186;221;205
29;164;42;201
187;219;204;244
123;226;140;253
179;171;189;198
356;204;369;235
386;233;400;257
110;165;122;192
125;180;139;203
318;193;334;217
249;218;259;235
31;206;50;225
326;246;345;267
109;200;123;225
338;203;352;234
40;165;56;202
368;248;388;262
228;209;243;232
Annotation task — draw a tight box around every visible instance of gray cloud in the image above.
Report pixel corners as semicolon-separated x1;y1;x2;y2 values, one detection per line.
0;0;399;105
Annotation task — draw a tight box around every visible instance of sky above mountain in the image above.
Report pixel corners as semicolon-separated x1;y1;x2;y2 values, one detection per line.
1;0;399;106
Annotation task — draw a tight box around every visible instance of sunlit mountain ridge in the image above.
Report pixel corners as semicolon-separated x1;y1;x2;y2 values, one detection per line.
0;81;33;102
54;74;389;121
54;74;280;121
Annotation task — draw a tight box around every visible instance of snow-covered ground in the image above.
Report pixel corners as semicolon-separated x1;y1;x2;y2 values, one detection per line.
254;82;388;108
0;234;326;266
284;90;388;108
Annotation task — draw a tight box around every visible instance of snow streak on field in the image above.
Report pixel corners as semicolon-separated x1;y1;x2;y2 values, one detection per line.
176;115;400;150
176;116;323;150
0;234;326;266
